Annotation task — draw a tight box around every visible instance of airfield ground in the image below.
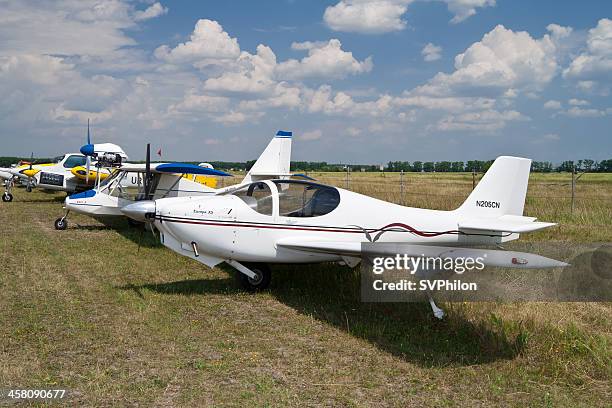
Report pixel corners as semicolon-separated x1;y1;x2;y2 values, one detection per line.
0;172;610;406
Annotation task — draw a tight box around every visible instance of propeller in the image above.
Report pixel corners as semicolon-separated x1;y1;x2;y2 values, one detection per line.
86;119;92;184
144;143;152;200
137;143;154;252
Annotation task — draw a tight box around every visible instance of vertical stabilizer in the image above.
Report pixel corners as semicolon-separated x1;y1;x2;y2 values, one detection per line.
456;156;531;218
242;130;292;183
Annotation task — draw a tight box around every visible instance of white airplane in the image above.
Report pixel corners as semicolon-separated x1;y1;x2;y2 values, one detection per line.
55;130;295;230
121;155;567;318
0;122;127;202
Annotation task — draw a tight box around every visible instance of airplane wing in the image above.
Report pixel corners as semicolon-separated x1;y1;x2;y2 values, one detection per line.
458;215;556;233
275;239;568;269
119;162;232;177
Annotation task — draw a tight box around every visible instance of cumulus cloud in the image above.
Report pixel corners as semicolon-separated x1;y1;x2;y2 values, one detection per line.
444;0;495;24
323;0;495;33
413;25;558;98
568;98;589;106
0;0;136;57
422;43;442;62
299;129;323;141
134;2;168;21
543;100;562;110
323;0;412;34
277;39;372;80
563;18;612;85
154;19;241;64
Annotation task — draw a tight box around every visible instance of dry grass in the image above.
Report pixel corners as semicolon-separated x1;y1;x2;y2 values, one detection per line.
0;173;610;407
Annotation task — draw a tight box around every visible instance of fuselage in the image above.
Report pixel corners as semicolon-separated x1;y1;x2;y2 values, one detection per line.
65;171;217;217
152;180;507;265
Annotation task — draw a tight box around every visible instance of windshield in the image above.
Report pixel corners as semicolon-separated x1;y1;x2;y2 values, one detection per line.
63;155;87;168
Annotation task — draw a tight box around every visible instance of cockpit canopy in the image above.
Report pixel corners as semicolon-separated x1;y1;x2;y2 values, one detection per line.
228;180;340;217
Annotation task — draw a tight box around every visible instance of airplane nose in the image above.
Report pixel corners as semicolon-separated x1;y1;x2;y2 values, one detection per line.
121;200;156;222
80;144;94;156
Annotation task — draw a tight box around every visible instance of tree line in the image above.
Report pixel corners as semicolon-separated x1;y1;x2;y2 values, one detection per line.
1;156;611;173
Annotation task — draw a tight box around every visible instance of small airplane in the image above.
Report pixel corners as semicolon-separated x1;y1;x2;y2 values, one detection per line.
55;130;294;230
122;154;567;319
0;121;126;202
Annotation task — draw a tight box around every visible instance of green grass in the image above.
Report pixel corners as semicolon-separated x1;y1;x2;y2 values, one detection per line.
0;174;610;406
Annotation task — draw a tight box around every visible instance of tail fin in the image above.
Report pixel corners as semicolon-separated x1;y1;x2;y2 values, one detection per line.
457;156;531;218
242;130;292;183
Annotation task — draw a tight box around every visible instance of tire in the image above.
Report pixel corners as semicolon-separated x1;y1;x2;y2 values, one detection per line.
25;185;32;193
2;193;13;202
237;263;271;292
54;217;67;230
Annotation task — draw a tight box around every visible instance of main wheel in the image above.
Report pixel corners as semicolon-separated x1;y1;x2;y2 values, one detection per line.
237;263;271;292
54;217;67;230
25;184;32;193
2;192;13;202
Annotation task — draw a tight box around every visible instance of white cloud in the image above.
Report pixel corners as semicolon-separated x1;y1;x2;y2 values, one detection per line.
568;98;589;106
134;2;168;21
203;44;277;95
436;109;527;132
299;129;323;141
0;0;136;57
277;39;372;80
323;1;412;34
543;100;562;109
444;0;496;24
414;25;558;98
422;43;442;62
563;19;612;83
154;19;241;64
562;107;609;118
323;0;495;34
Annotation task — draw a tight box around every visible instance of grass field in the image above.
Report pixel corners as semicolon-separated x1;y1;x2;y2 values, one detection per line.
0;172;610;406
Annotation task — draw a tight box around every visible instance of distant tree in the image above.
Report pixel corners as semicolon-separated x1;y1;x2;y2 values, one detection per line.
597;159;612;172
412;161;423;172
466;160;485;172
451;161;464;172
582;159;595;172
435;161;452;172
423;162;435;172
557;160;574;172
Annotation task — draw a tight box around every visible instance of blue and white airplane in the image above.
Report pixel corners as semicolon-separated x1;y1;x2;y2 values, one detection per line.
54;131;294;230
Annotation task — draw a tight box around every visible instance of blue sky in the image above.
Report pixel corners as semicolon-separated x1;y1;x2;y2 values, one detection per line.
0;0;610;164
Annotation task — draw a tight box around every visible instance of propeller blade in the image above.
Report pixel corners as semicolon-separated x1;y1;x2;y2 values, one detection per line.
86;156;91;184
144;143;151;200
87;118;91;145
29;152;33;170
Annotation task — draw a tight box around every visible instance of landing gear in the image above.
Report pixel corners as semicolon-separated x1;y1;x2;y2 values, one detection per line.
54;210;69;230
227;260;271;292
428;293;445;320
3;179;14;202
25;184;32;193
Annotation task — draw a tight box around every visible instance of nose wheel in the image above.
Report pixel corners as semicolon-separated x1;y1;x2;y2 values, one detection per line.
2;192;13;202
54;210;70;230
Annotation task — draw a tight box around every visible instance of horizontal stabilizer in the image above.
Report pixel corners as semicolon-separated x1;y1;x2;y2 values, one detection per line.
459;215;556;233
